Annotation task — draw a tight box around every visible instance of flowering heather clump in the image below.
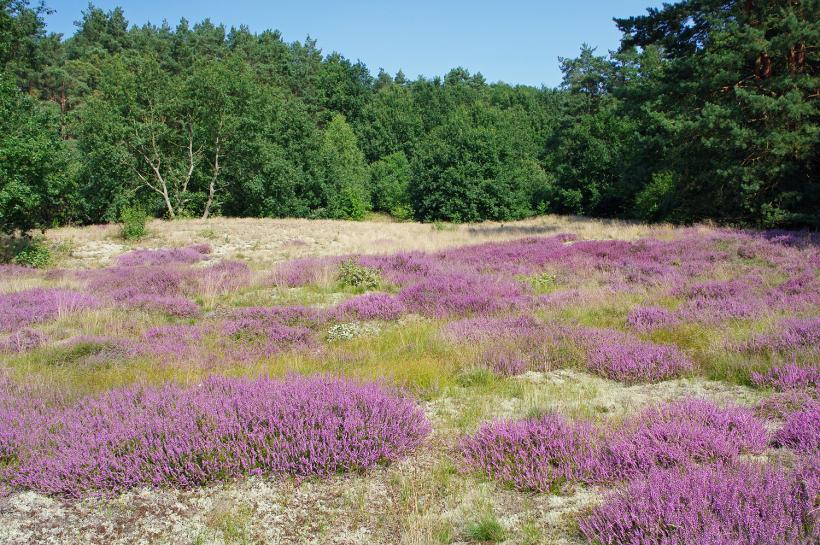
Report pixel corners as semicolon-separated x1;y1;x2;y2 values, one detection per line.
676;294;762;323
460;414;604;492
604;398;768;479
0;328;47;353
0;264;39;277
9;375;430;496
773;402;820;453
752;364;820;391
756;390;818;420
221;317;314;357
269;256;342;287
118;294;201;317
116;244;211;267
626;306;678;331
676;278;755;300
578;462;819;545
193;260;252;293
141;325;205;359
85;266;186;300
332;292;406;321
440;315;545;343
399;273;528;317
767;274;820;309
228;305;324;327
740;317;820;354
0;288;100;332
577;328;693;383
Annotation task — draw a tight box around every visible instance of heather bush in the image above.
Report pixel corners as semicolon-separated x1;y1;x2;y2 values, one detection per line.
626;306;678;331
270;256;342;287
116;244;211;267
756;389;818;420
740;317;820;354
460;414;605;492
0;288;99;332
440;315;545;344
773;402;820;453
193;260;252;295
751;364;820;391
8;375;430;496
141;324;206;360
576;328;693;383
0;263;39;277
119;294;201;317
221;317;314;358
56;336;139;365
578;462;819;545
0;328;46;353
228;305;324;328
332;292;406;321
604;398;768;479
399;272;527;317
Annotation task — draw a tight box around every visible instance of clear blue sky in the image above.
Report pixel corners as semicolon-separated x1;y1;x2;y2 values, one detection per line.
43;1;663;88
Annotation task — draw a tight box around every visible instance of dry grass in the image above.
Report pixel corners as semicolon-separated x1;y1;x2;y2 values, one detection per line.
45;214;682;268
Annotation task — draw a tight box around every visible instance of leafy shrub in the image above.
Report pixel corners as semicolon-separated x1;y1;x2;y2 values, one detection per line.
119;206;147;240
369;151;412;216
634;170;676;221
336;259;382;291
8;375;430;496
12;237;52;269
526;272;557;293
579;462;819;545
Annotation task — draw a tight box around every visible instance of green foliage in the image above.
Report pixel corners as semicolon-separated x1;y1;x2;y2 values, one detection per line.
369;151;412;218
0;75;74;233
464;511;507;542
336;259;382;291
411;105;543;222
119;206;147;240
0;0;817;229
12;236;51;268
318;115;371;219
634;171;675;222
526;272;558;294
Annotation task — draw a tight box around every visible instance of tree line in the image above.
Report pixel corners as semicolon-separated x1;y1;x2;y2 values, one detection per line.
1;0;818;233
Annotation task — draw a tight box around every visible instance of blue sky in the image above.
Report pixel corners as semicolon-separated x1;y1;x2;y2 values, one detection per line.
44;1;663;88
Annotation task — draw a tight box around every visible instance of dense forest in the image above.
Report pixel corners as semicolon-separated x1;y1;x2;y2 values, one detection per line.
1;0;818;233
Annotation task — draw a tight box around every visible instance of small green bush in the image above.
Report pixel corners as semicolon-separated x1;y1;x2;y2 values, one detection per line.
464;512;507;542
119;206;147;240
13;237;52;268
337;259;382;291
526;272;557;293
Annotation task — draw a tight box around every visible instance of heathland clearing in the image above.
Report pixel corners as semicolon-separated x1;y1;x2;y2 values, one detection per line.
0;216;817;544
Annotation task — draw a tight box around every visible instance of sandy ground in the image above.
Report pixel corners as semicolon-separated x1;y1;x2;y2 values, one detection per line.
44;215;681;269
